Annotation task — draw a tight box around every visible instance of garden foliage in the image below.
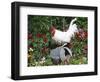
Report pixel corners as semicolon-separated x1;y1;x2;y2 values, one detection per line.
28;15;88;66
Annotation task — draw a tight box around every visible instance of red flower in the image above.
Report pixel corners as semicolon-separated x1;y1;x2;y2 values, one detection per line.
82;45;88;54
76;29;87;40
41;47;49;54
81;31;87;40
75;32;81;40
43;38;48;43
28;33;32;39
36;33;42;38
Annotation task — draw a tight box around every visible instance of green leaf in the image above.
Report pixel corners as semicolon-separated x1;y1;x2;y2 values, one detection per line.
32;43;37;47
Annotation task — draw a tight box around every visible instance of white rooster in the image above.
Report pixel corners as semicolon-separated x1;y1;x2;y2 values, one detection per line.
50;18;78;44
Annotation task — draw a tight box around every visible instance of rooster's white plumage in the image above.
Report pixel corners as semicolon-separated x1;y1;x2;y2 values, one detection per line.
50;18;78;44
